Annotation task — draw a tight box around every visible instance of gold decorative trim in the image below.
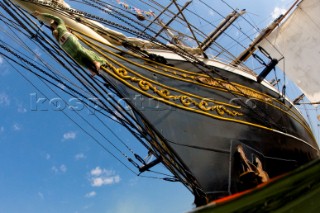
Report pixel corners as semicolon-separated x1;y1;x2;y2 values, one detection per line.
196;77;271;102
114;67;243;117
101;65;276;131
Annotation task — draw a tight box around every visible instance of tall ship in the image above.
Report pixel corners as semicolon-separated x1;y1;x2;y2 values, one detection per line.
1;0;319;210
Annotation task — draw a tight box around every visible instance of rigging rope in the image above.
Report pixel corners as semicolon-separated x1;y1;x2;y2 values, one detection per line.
1;1;191;184
1;1;148;172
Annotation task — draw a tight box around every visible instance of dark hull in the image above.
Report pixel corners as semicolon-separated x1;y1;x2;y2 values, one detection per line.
99;53;319;203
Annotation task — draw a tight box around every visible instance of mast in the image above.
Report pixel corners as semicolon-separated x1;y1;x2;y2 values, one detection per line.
232;0;301;66
199;9;245;52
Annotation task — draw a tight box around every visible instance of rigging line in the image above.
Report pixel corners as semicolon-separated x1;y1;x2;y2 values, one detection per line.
0;38;124;126
89;86;209;190
141;0;206;38
1;21;148;159
80;0;200;51
138;174;178;181
172;1;201;49
0;13;30;35
2;34;103;113
81;0;152;37
20;0;232;71
28;38;147;155
199;0;250;49
179;3;248;54
3;0;77;83
25;32;185;158
87;71;199;184
167;139;230;154
34;48;151;154
89;0;194;54
303;103;313;131
143;169;176;178
34;0;220;74
1;49;139;175
137;0;188;27
222;26;259;51
273;65;281;94
53;0;173;52
16;9;119;103
0;52;107;124
11;12;124;122
1;4;185;179
0;22;84;93
71;3;239;76
219;0;261;37
56;72;149;158
67;100;142;168
72;0;134;18
75;70;158;152
91;77;158;143
0;42;120;124
146;0;239;60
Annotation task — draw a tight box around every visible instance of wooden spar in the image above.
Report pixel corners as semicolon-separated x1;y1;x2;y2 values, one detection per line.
172;0;202;50
199;9;245;52
152;1;191;40
232;0;302;66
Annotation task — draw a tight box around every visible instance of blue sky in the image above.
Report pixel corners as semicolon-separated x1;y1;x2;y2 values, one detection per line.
0;0;318;213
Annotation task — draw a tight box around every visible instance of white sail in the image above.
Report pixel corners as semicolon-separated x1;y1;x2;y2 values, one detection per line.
259;0;320;103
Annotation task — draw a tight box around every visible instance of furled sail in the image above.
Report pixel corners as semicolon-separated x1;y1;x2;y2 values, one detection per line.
259;0;320;103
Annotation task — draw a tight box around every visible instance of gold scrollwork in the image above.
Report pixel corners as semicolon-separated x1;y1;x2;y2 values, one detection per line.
106;63;243;118
145;61;272;103
197;77;271;102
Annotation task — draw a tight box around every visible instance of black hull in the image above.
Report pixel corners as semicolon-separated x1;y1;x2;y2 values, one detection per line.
99;53;319;203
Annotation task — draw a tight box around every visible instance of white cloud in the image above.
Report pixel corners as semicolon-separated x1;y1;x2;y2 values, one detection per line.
0;92;10;107
60;164;67;173
89;167;120;187
271;7;286;19
85;191;96;198
75;153;86;160
91;167;103;176
0;57;9;76
0;126;4;134
51;166;59;173
13;123;22;131
52;164;67;174
91;176;120;187
62;131;76;140
17;105;27;113
38;192;44;200
46;153;51;160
